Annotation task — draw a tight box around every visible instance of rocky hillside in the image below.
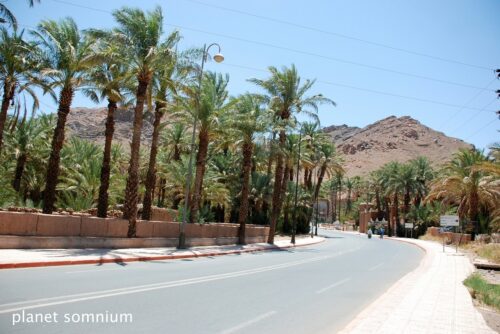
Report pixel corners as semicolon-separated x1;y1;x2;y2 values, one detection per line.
66;108;473;177
324;116;473;177
66;107;156;148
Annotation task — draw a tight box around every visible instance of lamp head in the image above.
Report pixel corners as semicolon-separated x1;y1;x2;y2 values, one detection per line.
213;53;224;63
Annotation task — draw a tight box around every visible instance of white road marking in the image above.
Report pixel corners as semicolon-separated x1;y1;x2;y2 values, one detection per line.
316;278;351;294
220;311;277;334
368;263;384;271
0;248;362;314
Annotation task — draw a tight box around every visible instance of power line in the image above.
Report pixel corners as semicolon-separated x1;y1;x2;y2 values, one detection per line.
220;61;497;113
466;117;498;140
167;23;490;91
184;0;494;72
48;0;492;91
438;78;496;129
449;98;497;135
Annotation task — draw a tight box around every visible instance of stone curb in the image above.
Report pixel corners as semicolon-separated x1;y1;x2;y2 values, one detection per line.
0;237;325;270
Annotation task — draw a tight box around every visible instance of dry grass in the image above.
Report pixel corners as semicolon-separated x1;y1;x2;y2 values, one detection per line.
419;234;444;243
462;243;500;264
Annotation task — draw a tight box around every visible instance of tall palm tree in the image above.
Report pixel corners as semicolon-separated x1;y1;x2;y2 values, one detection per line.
187;72;231;224
141;31;183;220
108;6;166;236
249;65;335;243
32;18;99;214
83;39;130;218
410;156;434;207
426;149;498;235
231;94;268;243
0;27;43;153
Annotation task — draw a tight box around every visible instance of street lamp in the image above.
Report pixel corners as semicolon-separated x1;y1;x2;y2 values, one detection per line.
178;43;224;249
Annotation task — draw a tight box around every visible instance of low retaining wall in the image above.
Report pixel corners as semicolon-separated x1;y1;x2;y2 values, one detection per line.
0;211;269;249
427;227;471;244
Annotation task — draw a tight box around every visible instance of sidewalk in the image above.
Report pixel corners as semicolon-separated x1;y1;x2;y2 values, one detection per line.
339;236;495;334
0;235;324;269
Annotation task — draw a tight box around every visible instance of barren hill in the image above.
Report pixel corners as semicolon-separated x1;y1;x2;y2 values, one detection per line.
324;116;473;177
66;107;155;148
66;108;473;177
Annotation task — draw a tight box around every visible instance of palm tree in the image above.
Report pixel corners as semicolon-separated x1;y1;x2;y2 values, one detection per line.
410;156;434;207
0;27;43;153
249;65;335;243
8;117;48;192
157;123;189;208
32;18;99;214
142;31;183;220
426;149;499;235
108;6;166;236
83;39;130;218
187;72;231;224
314;142;342;206
231;94;268;243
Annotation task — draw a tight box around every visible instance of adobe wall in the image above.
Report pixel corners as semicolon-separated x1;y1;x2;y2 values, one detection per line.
0;211;269;249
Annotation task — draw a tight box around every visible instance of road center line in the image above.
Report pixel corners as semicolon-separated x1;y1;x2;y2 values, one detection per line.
316;278;351;294
0;248;361;314
369;263;384;271
219;311;277;334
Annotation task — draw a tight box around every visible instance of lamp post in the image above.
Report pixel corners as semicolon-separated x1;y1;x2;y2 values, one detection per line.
178;43;224;249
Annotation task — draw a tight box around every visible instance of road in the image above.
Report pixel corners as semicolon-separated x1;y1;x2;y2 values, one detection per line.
0;229;423;334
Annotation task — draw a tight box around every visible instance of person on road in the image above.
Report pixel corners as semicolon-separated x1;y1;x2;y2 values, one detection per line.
379;227;384;239
367;229;372;239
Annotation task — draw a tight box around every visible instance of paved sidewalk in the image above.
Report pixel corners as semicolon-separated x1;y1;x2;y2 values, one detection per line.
0;235;324;269
339;236;495;334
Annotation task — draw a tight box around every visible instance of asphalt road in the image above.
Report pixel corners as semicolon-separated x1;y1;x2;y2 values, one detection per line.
0;229;423;334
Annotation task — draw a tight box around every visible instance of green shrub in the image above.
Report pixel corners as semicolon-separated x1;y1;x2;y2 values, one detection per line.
463;273;500;311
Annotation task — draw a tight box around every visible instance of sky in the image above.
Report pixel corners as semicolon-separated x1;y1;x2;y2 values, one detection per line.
7;0;500;150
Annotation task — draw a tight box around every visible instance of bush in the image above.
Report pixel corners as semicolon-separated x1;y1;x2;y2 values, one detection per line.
463;273;500;311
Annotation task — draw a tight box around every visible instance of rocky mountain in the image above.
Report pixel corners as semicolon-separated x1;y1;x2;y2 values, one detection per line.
324;116;473;177
66;107;156;148
66;108;473;177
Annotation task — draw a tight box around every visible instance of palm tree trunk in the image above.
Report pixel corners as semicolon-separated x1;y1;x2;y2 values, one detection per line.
375;189;382;220
0;81;15;153
238;141;253;245
123;78;149;237
142;102;165;220
404;188;411;223
470;188;479;237
266;132;275;178
345;189;352;215
97;100;117;218
280;165;291;233
269;130;286;243
42;85;74;214
190;127;209;224
393;192;400;236
314;164;327;203
12;153;27;192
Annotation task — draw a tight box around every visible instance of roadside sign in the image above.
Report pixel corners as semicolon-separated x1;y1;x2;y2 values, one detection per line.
440;215;459;227
405;223;413;229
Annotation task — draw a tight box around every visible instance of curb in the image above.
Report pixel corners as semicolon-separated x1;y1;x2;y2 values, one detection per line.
0;238;325;270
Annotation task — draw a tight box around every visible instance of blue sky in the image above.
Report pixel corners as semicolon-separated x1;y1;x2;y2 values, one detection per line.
8;0;500;150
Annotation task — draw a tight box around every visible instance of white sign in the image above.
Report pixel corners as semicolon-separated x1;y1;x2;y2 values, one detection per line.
405;223;413;228
440;215;459;227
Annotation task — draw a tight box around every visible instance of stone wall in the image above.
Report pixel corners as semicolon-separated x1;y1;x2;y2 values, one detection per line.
0;211;269;249
427;227;471;244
